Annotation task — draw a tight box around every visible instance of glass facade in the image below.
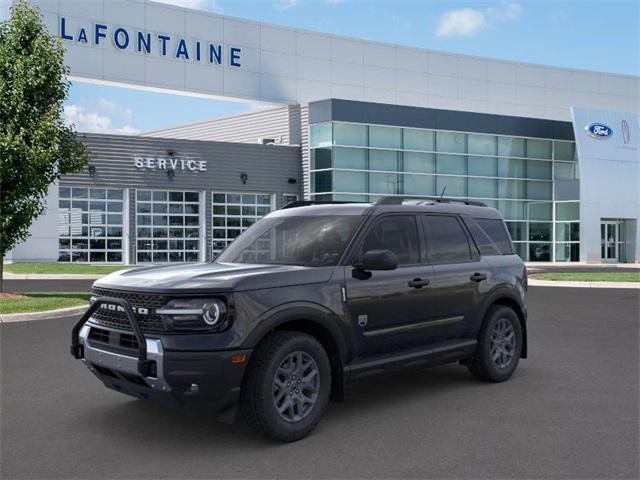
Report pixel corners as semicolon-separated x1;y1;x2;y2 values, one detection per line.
212;192;275;257
136;190;200;263
58;187;124;263
309;121;580;262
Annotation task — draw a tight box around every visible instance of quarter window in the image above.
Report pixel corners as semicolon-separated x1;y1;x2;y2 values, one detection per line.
360;216;420;265
423;215;472;263
475;218;515;254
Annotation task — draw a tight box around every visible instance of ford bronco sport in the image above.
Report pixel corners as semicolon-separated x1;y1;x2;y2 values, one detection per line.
71;196;528;442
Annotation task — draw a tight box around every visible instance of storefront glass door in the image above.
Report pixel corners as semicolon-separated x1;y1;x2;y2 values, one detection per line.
601;221;619;263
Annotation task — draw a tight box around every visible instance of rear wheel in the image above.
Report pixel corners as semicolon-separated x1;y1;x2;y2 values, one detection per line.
468;305;522;382
240;331;331;442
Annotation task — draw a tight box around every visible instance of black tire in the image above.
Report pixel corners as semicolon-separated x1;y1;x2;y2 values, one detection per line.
468;305;522;382
240;331;331;442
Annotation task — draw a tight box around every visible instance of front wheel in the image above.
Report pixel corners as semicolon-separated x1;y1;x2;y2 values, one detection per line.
468;305;522;382
240;331;331;442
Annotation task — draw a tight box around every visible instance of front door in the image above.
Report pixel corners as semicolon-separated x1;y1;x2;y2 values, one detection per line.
344;214;437;358
601;221;618;263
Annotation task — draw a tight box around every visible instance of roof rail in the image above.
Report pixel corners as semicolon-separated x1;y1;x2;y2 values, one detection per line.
281;200;360;209
375;196;487;207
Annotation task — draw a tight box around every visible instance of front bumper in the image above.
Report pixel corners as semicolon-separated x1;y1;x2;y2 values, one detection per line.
72;298;251;421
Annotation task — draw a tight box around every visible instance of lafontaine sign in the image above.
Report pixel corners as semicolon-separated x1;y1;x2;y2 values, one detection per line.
134;156;207;172
59;17;242;68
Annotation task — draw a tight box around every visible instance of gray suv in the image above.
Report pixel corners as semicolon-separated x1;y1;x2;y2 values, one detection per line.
71;196;528;442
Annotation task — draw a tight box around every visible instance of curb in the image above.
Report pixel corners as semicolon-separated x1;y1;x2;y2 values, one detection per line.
528;279;640;289
4;273;103;280
0;304;88;323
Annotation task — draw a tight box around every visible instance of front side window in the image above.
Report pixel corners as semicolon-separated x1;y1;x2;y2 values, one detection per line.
423;215;472;263
217;215;362;267
360;216;420;265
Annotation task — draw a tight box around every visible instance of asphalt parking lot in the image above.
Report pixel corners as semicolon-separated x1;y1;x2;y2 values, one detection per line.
1;286;638;479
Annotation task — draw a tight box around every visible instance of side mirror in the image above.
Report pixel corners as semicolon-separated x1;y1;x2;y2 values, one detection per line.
354;249;398;271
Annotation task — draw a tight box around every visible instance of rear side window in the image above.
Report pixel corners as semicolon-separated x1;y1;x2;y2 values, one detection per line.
361;215;420;265
475;218;515;254
422;215;471;263
463;218;501;256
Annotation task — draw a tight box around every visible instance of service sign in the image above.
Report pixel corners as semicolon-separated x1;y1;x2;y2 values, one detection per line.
134;156;207;172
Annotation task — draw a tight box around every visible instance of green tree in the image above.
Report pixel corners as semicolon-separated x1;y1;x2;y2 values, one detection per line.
0;1;90;291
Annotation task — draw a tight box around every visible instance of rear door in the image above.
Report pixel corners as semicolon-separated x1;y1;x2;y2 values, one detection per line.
422;214;491;341
344;214;437;358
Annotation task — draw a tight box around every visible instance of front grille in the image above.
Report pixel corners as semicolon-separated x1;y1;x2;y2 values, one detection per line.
90;288;168;333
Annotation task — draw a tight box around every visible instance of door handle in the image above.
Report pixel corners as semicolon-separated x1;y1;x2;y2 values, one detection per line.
470;272;487;282
408;278;430;288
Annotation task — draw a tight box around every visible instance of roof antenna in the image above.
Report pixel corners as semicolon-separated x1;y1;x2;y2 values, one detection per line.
438;186;447;202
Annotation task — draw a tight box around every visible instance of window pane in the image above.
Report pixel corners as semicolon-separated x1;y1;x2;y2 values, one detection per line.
468;156;497;177
311;148;332;170
404;174;435;196
556;202;579;221
310;123;332;147
334;123;367;146
369;126;401;149
527;181;552;200
527;160;552;180
436;176;466;197
529;243;551;261
436;154;466;175
468;178;497;198
334;171;367;193
498;201;525;220
529;222;551;242
555;242;579;262
506;222;527;241
527;202;552;221
369;173;399;194
556;222;580;242
554;162;579;180
370;150;398;171
362;216;420;265
498;179;525;199
404;152;435;173
334;147;366;169
436;131;466;153
498;137;525;157
423;215;471;262
468;134;497;156
404;129;434;151
554;141;576;161
312;171;332;193
498;158;526;178
527;139;552;159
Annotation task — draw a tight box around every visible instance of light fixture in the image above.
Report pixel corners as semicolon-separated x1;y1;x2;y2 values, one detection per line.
166;149;176;156
167;168;175;179
240;172;248;184
288;178;297;184
87;164;96;176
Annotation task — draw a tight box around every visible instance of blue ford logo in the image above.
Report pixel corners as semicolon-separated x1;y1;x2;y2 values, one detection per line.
585;123;613;139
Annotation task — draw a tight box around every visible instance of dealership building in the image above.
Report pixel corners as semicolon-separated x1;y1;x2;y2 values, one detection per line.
4;0;639;264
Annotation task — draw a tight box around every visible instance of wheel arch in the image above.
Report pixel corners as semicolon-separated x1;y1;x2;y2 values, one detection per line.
242;303;349;401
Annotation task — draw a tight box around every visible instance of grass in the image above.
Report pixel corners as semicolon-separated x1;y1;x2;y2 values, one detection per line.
531;272;640;283
4;263;125;275
0;292;92;315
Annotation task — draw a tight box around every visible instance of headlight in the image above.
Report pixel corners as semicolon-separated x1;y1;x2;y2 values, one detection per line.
157;298;228;332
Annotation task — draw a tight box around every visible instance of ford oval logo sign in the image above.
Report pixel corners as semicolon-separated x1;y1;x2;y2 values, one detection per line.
585;123;613;139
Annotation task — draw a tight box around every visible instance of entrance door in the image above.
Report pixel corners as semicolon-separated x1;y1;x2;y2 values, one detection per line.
601;221;618;263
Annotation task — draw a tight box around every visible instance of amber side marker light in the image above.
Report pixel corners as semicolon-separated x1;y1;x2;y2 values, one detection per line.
231;354;247;364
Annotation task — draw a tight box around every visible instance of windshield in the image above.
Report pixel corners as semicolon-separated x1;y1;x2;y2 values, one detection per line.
216;215;362;267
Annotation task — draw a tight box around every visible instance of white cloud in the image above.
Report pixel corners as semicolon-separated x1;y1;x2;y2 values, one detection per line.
64;100;139;135
435;2;522;38
153;0;222;13
276;0;298;9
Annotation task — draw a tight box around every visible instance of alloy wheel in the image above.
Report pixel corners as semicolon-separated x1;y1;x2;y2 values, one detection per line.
272;351;320;423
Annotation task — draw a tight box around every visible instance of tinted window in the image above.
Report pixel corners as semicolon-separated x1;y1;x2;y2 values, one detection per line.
423;215;471;263
463;218;501;256
475;218;514;254
361;216;420;265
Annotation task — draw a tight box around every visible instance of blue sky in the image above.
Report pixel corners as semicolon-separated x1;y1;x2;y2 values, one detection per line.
64;0;639;135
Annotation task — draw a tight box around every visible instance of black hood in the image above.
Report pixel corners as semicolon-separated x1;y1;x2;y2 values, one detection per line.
93;262;335;294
